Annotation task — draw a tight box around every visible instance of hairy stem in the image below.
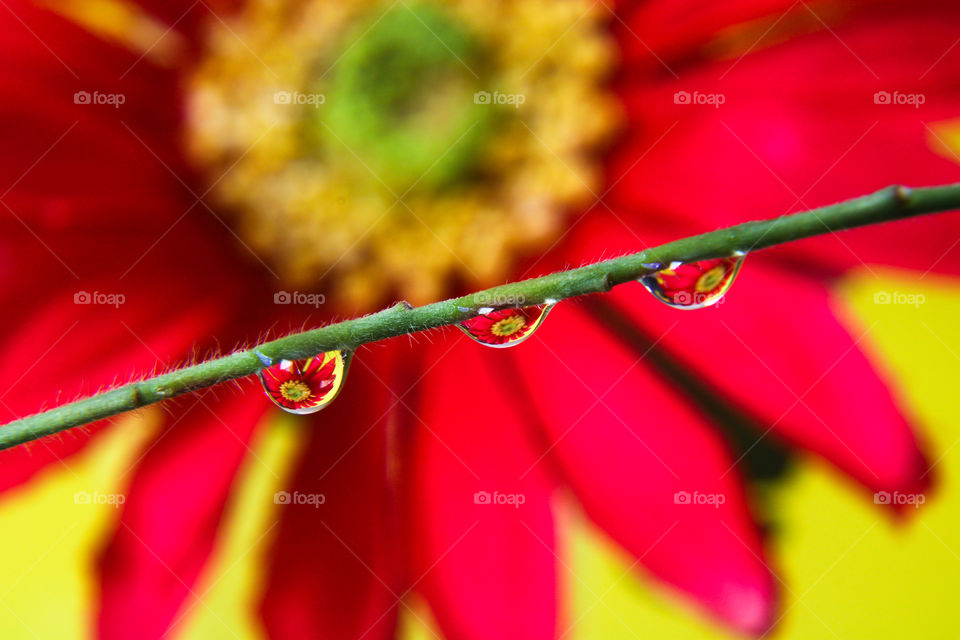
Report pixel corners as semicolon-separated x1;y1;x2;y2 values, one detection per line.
2;182;958;450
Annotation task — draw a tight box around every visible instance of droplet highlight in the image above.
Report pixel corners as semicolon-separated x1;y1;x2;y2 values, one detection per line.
259;350;351;414
458;304;554;348
639;256;744;310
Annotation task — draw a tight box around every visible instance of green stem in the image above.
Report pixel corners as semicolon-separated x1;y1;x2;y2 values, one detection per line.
2;183;959;450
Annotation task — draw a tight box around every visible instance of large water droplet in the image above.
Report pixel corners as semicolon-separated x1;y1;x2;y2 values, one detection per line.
458;304;554;348
639;256;744;310
259;350;351;414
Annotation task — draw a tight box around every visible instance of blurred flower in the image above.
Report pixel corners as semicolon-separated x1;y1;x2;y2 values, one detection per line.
2;0;960;639
184;0;620;307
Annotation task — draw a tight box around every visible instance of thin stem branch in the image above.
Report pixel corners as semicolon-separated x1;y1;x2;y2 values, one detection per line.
3;183;959;450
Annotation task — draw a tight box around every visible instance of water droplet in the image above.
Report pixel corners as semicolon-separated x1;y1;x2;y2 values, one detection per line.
639;256;744;310
259;350;351;414
458;304;554;348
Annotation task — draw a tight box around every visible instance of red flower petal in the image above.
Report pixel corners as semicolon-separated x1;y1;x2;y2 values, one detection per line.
302;354;337;381
608;256;931;496
97;377;269;640
260;345;399;640
0;0;281;559
508;303;776;634
0;240;255;491
609;3;960;276
616;0;805;69
0;0;280;487
0;1;188;233
404;338;559;640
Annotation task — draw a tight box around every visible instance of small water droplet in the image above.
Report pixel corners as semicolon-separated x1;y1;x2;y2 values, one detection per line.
458;304;554;348
641;262;664;270
259;350;351;414
639;256;744;310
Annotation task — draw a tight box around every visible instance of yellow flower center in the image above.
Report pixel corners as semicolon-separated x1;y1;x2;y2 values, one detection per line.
490;315;527;337
279;380;312;403
696;266;727;293
184;0;619;310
